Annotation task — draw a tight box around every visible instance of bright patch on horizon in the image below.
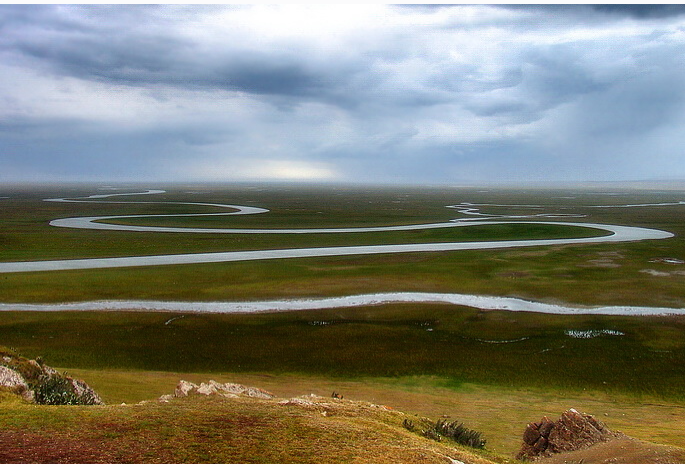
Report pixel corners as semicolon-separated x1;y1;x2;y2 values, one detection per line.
257;160;337;180
188;159;338;181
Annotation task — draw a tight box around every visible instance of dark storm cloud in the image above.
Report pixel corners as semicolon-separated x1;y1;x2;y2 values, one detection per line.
502;4;685;20
1;5;340;98
592;5;685;19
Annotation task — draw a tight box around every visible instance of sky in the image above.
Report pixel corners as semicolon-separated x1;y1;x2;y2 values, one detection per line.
2;4;685;185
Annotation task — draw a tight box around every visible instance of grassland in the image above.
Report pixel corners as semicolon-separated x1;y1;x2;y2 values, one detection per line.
0;305;685;456
46;369;685;456
2;184;685;460
3;305;684;399
1;184;685;306
3;302;685;455
0;390;508;464
0;185;605;262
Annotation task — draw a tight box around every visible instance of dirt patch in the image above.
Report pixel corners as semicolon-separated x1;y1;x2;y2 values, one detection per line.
578;251;625;268
304;265;363;271
0;431;170;464
502;248;563;258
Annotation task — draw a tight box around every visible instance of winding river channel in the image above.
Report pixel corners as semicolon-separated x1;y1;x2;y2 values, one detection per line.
0;190;674;273
1;190;682;315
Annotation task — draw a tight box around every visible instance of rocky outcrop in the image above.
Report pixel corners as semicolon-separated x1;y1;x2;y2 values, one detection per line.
0;365;33;402
517;408;621;460
0;349;103;405
160;380;274;402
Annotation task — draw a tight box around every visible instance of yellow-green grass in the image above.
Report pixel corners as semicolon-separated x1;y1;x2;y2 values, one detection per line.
35;369;685;457
0;386;504;464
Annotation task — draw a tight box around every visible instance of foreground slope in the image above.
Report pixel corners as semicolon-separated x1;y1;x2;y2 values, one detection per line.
0;390;502;464
3;384;685;464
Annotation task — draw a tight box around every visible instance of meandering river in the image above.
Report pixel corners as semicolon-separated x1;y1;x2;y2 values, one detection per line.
0;190;674;273
1;190;681;316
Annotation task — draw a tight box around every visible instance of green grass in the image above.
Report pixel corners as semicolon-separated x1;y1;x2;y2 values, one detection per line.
2;241;685;306
1;185;684;307
0;220;605;262
2;305;685;400
1;185;607;263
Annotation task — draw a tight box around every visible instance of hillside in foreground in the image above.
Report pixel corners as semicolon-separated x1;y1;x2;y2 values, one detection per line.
3;378;685;464
0;386;503;464
4;347;685;463
0;346;497;463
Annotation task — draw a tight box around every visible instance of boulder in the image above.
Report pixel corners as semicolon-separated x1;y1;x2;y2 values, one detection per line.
174;380;199;397
522;422;541;445
243;386;274;399
196;383;218;396
278;397;316;407
68;377;104;405
0;365;33;401
516;409;621;460
171;380;274;400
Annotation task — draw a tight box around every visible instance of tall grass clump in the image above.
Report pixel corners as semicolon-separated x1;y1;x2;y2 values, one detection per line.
433;419;486;449
403;418;486;449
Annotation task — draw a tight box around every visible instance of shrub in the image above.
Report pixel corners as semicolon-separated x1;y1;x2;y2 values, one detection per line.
33;375;81;405
432;419;486;449
422;428;442;442
403;417;486;449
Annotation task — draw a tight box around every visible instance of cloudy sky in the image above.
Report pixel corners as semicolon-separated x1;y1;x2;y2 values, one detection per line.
2;4;685;185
